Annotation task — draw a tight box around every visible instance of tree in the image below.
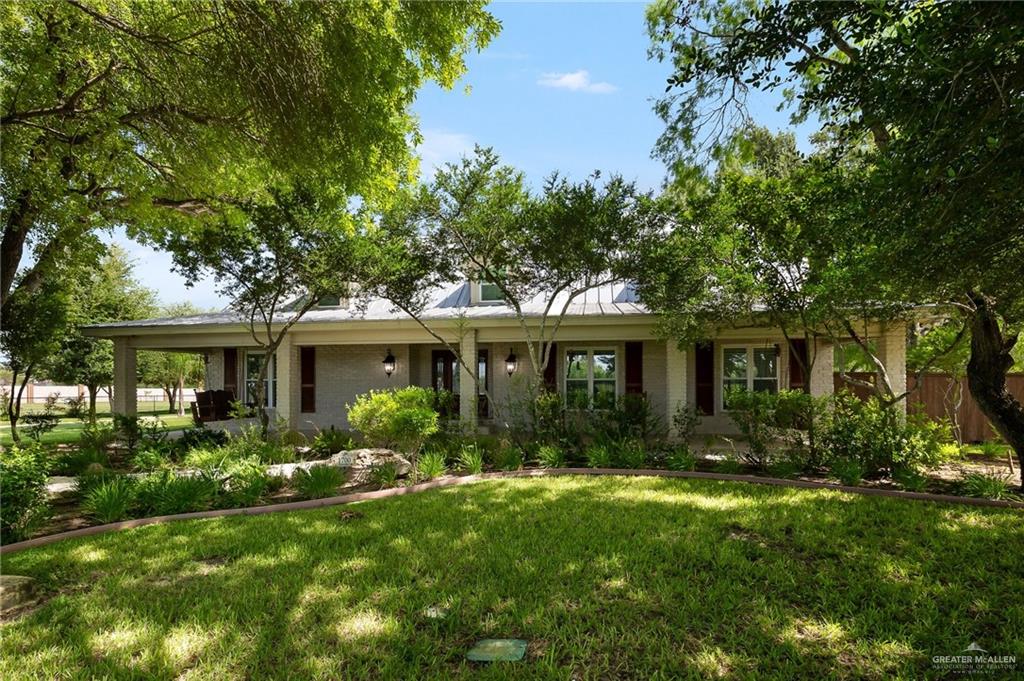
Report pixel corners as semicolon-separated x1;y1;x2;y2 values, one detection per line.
364;147;667;427
138;303;207;416
46;245;157;423
647;0;1024;474
1;0;498;327
166;188;362;438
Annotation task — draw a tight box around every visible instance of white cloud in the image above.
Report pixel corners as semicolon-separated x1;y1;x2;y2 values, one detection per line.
417;129;475;176
537;69;617;94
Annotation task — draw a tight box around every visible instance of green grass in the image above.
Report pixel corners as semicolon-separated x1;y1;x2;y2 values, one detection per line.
2;476;1022;680
0;414;193;446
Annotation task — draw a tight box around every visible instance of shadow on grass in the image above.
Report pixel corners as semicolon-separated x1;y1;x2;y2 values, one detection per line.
2;476;1022;680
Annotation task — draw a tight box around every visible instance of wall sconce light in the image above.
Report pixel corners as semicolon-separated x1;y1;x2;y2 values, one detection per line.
202;352;210;365
382;349;396;378
504;348;518;377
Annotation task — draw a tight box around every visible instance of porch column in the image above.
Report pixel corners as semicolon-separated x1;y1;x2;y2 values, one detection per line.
275;334;294;429
666;341;688;439
111;338;137;416
459;330;478;430
809;338;834;400
880;322;908;414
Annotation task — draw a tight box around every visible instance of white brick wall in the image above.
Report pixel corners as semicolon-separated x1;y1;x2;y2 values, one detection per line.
809;338;835;400
205;349;224;391
880;322;908;413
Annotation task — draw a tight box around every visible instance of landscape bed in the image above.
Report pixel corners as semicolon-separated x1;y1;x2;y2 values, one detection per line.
2;475;1022;680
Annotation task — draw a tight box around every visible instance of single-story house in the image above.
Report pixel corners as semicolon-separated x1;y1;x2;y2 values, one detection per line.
84;280;907;437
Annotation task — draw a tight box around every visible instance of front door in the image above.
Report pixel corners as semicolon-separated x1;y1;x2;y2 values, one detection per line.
431;350;460;416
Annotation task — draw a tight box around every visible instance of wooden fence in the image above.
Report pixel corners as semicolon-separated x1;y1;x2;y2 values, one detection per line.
834;372;1024;443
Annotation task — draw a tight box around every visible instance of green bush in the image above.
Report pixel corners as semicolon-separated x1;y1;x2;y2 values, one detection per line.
83;477;137;523
73;465;120;497
0;443;51;543
56;446;110;476
724;388;815;470
456;445;484;474
368;462;399;489
347;387;439;455
221;457;270;507
131;447;169;472
892;466;929;492
584;443;613;468
135;471;219;516
715;458;744;475
78;423;117;451
293;465;346;499
767;459;803;480
666;445;697;472
611;439;647;469
592;394;667;447
959;471;1020;501
495;446;523;471
178;426;228;452
416;451;447;479
227;427;295;464
183;446;236;471
311;427;356;457
976;441;1006;458
830;458;866;486
537;444;566;469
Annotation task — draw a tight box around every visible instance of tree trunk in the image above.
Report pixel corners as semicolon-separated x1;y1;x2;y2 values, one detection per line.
965;292;1024;484
177;373;185;417
163;385;176;414
9;367;33;444
88;385;98;424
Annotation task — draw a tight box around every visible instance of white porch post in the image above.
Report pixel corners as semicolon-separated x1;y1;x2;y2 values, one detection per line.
880;322;908;414
459;329;478;430
666;341;688;439
111;338;137;416
809;338;834;400
275;334;294;429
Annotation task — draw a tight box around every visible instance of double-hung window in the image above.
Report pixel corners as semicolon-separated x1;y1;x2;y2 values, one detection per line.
565;349;617;410
479;281;503;303
245;352;277;408
722;346;778;409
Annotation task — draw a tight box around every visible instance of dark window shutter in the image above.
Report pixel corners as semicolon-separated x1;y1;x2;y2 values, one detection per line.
300;346;316;413
223;348;238;398
624;341;643;394
788;339;809;393
543;342;558;392
695;342;714;415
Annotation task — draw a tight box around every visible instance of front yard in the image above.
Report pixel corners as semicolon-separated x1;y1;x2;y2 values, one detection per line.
2;476;1021;680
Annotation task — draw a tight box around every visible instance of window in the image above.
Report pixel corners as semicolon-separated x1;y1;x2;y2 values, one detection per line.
722;345;778;409
479;281;503;302
565;349;617;409
245;352;277;408
316;294;342;308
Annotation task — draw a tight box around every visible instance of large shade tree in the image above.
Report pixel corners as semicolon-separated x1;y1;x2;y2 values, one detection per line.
138;303;207;417
647;0;1024;470
1;0;498;326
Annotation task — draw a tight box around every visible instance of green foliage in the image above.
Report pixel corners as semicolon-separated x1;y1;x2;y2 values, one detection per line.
368;463;400;490
130;448;169;472
56;446;110;476
456;445;485;475
73;465;120;499
724;389;814;470
23;395;61;441
666;446;697;472
672;402;701;442
892;467;929;493
416;451;448;480
958;472;1021;501
347;387;439;455
594;394;666;447
178;426;229;452
311;427;356;457
79;424;117;452
977;442;1006;458
611;439;648;470
0;443;50;542
135;471;218;516
82;477;137;524
495;447;524;472
714;458;744;475
584;443;613;469
830;459;866;487
293;466;346;500
537;444;566;469
766;460;803;480
221;458;271;507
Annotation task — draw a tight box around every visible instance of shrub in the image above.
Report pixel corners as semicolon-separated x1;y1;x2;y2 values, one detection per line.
594;394;667;446
24;394;61;441
276;429;308;448
64;395;87;420
368;462;399;489
56;445;110;476
184;446;236;472
959;471;1021;501
293;465;346;499
584;443;613;469
222;427;295;465
767;459;803;480
495;446;523;471
939;443;964;460
456;445;485;474
73;465;120;497
83;477;137;523
79;423;117;451
666;445;697;472
892;466;929;492
611;439;647;469
830;458;866;486
221;457;271;506
537;444;565;469
976;441;1006;458
178;426;229;452
672;402;701;442
715;458;744;474
347;387;439;455
131;448;169;472
311;427;356;457
416;451;447;479
0;443;51;543
135;471;218;516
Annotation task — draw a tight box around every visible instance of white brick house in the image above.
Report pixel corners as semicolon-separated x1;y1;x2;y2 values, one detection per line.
85;281;907;436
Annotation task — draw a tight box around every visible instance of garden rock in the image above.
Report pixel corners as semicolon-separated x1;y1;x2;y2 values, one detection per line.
0;575;37;612
341;448;412;483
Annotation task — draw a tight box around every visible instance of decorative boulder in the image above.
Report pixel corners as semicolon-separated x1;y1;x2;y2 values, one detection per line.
337;448;412;484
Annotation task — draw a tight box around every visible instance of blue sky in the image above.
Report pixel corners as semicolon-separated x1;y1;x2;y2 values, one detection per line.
120;1;809;310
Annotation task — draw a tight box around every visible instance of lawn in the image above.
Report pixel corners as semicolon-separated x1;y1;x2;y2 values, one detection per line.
0;414;193;446
2;476;1022;680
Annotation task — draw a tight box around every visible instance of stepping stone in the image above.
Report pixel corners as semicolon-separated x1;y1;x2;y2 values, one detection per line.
0;575;36;612
466;638;527;662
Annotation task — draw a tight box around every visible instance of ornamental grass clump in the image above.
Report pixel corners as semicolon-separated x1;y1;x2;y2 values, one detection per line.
293;465;347;499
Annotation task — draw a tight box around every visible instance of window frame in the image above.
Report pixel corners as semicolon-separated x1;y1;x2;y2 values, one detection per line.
477;280;504;304
720;344;779;411
563;347;619;410
244;350;277;409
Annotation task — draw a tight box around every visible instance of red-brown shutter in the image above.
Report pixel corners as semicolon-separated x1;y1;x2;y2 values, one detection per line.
788;339;809;393
543;342;558;392
223;348;238;398
624;341;643;394
695;342;714;415
300;346;316;413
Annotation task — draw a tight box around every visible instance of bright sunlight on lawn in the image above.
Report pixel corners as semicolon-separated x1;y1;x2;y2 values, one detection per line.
2;476;1022;680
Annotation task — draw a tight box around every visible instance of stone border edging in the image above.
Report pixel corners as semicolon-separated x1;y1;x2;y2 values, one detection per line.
2;468;1021;555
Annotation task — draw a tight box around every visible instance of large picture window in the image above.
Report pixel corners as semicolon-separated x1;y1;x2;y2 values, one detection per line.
245;352;277;409
565;349;617;409
722;346;778;409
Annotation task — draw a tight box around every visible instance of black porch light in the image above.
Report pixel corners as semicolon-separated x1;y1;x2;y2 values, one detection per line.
504;348;518;377
383;349;397;377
